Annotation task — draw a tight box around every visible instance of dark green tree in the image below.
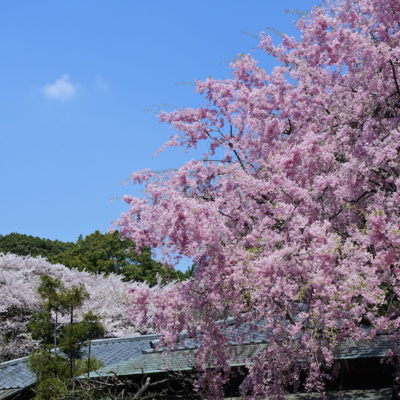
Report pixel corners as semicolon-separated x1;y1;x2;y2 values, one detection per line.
0;232;73;258
49;230;190;285
75;311;105;377
28;275;104;400
1;231;193;285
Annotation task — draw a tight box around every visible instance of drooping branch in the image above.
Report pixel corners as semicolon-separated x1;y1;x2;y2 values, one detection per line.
390;60;400;96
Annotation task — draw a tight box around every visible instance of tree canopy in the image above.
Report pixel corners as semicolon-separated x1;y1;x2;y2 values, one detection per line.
0;231;190;285
118;0;400;398
49;230;189;285
0;233;73;259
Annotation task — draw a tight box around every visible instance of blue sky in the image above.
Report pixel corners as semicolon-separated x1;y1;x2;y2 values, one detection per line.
1;0;318;249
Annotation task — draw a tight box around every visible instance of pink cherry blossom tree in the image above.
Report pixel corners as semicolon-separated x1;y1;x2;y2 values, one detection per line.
0;253;143;361
119;0;400;397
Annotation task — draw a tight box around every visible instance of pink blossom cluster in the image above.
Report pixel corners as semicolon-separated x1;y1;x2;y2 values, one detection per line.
0;253;143;361
119;0;400;397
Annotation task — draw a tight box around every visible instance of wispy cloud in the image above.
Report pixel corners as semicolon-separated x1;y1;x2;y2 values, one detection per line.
93;74;109;92
42;75;77;101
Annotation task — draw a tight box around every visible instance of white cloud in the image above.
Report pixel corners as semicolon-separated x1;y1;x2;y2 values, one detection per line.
42;75;77;101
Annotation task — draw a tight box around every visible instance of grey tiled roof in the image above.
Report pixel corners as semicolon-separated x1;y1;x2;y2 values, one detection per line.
86;334;400;379
85;343;267;378
82;334;158;366
1;331;398;399
335;335;398;359
166;319;269;351
0;357;35;391
0;334;157;395
84;348;195;378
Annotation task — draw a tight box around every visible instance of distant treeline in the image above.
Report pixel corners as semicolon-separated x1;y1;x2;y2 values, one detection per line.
0;231;192;285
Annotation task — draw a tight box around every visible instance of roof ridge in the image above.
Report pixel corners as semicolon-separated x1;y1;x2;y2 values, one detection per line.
0;356;29;369
90;334;159;345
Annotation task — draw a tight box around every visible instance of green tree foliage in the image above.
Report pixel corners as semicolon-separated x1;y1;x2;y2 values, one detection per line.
49;230;190;285
28;275;104;400
0;232;73;258
28;311;55;345
34;376;69;400
29;351;70;381
0;231;192;285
